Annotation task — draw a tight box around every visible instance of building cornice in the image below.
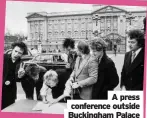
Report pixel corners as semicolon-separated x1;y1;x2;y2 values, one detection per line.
26;5;146;19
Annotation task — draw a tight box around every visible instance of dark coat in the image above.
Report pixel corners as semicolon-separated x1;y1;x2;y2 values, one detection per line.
92;53;119;99
20;72;45;100
120;49;144;90
68;51;77;72
2;54;21;109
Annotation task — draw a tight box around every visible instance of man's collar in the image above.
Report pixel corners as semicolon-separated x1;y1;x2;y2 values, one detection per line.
81;54;88;60
10;54;17;63
9;54;21;63
98;52;103;60
132;48;142;55
7;54;15;63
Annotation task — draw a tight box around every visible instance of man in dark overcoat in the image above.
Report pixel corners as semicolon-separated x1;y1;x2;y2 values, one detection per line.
91;38;119;99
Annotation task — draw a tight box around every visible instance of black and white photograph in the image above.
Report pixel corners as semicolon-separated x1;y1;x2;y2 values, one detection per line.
1;0;146;114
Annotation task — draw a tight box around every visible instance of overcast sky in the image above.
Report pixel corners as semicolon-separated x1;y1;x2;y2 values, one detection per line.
5;1;146;35
5;1;93;35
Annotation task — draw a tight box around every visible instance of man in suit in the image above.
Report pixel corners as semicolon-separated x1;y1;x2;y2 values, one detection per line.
54;38;77;102
2;42;28;109
120;29;145;90
65;41;98;100
90;38;119;99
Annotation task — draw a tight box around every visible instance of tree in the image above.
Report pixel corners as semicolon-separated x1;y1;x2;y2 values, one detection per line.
13;32;27;42
4;29;27;51
5;28;11;36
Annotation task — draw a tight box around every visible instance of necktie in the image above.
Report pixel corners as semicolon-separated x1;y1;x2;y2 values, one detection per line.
97;57;101;64
131;51;136;63
97;57;100;65
78;57;83;69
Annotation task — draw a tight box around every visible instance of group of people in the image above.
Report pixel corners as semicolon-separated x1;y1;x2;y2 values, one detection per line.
1;25;145;110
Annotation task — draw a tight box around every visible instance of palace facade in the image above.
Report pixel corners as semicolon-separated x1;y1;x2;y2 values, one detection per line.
26;5;146;53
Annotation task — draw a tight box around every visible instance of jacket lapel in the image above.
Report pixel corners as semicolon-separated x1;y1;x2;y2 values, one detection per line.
74;57;80;74
98;55;105;71
127;49;144;74
75;55;90;77
125;52;132;72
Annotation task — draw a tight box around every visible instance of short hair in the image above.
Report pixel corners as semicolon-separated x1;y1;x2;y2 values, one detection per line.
25;63;40;79
128;29;145;48
43;69;58;83
77;41;90;55
11;42;28;55
63;38;75;49
90;38;107;52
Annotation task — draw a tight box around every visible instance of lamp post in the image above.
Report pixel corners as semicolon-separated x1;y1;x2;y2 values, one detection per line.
38;21;42;53
126;12;135;25
126;13;135;52
86;30;88;40
92;14;101;41
85;18;88;40
92;14;101;26
38;33;42;53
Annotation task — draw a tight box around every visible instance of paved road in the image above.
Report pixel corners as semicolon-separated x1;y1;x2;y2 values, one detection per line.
16;54;125;100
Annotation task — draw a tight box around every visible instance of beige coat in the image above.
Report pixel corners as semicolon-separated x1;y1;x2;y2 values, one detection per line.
66;55;98;99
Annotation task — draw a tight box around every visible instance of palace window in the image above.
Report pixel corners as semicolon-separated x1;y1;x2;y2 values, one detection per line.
88;21;92;29
81;30;85;37
106;16;111;29
67;22;72;29
55;32;58;37
35;32;38;39
99;16;118;35
61;31;65;37
74;31;78;37
81;18;85;28
106;29;111;35
113;16;118;29
54;24;57;30
48;24;52;31
30;24;34;32
67;31;71;37
39;33;43;40
100;17;105;29
74;20;78;30
61;21;65;31
88;30;92;37
48;32;52;38
35;24;38;32
39;23;43;31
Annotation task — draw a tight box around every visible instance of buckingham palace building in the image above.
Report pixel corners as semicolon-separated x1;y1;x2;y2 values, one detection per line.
26;5;146;53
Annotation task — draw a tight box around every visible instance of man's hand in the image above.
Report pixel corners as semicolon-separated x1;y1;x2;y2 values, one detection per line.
18;63;25;78
43;99;49;104
65;63;70;69
18;68;25;78
72;82;79;89
65;77;73;87
48;99;58;107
